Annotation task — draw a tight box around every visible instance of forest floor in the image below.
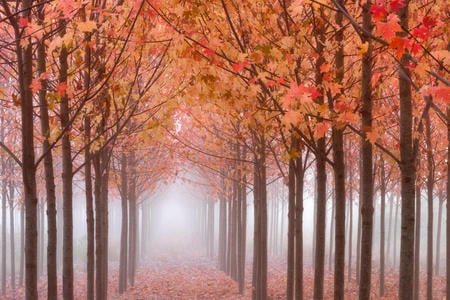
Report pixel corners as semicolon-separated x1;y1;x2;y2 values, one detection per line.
4;253;447;299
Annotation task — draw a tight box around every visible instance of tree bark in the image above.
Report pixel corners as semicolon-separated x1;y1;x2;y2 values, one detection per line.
18;0;39;296
446;104;450;298
332;3;345;295
128;150;137;286
9;181;15;291
295;149;304;300
398;1;416;299
119;153;128;293
358;2;374;298
379;157;386;297
84;116;95;300
37;25;58;299
286;154;296;300
59;25;74;299
435;193;443;275
252;134;267;300
313;8;327;299
414;187;421;300
2;162;7;296
425;112;433;300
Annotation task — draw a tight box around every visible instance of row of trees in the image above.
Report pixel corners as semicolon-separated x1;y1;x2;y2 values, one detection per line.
0;0;448;300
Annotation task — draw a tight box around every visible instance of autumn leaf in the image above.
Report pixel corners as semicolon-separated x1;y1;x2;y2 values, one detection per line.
369;4;387;20
56;82;68;97
375;14;402;41
357;42;369;56
78;21;97;33
315;121;329;139
18;17;28;28
232;61;250;73
29;78;42;93
389;0;405;12
389;36;405;58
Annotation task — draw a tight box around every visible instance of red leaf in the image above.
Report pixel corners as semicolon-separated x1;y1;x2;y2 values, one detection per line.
18;17;28;28
57;82;68;96
369;4;387;20
412;26;431;39
389;0;405;12
232;61;249;73
203;48;214;57
422;16;437;28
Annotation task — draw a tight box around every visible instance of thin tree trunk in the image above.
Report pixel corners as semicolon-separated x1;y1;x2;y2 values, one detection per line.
59;24;74;299
9;182;15;291
313;9;327;298
252;135;267;300
425;112;433;300
128;150;137;286
398;1;416;298
414;187;421;300
446;103;450;298
286;156;296;300
18;0;39;295
84;116;95;300
19;205;24;287
380;157;386;297
295;149;304;300
347;153;354;282
435;194;443;275
329;194;335;273
394;197;399;268
358;2;374;297
356;196;362;283
2;165;7;295
119;154;128;294
37;28;57;299
219;179;227;271
332;5;345;294
387;195;393;268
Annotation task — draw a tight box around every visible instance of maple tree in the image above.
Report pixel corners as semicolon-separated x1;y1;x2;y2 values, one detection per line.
0;0;448;299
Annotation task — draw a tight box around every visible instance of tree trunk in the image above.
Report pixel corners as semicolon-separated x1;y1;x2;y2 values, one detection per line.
332;4;345;294
128;151;137;287
333;127;345;300
286;156;296;300
238;170;247;294
59;26;74;299
347;151;354;282
119;154;128;294
19;205;24;287
398;1;416;298
435;194;443;275
208;200;215;257
425;112;433;300
295;149;304;300
358;2;374;298
2;165;7;295
219;178;227;271
84;116;95;300
329;194;335;273
394;197;399;268
446;104;450;298
414;187;421;300
380;157;386;297
252;135;267;300
9;182;15;291
18;0;39;296
94;148;111;300
387;195;393;268
313;9;327;298
37;29;58;299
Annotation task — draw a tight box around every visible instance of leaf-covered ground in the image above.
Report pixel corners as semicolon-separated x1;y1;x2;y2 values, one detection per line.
5;255;446;299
